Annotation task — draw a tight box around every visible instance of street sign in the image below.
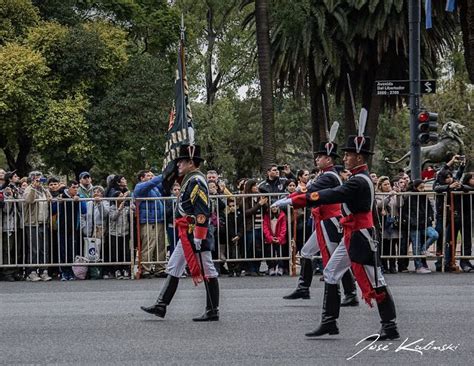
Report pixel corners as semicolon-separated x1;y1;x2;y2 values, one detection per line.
374;80;436;96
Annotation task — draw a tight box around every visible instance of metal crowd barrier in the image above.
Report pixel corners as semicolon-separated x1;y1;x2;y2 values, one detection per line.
1;191;473;279
449;191;474;267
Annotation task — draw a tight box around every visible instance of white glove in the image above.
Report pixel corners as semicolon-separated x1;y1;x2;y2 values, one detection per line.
271;197;292;208
193;238;202;251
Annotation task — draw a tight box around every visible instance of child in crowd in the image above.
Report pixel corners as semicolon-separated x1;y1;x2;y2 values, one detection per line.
219;198;244;276
263;206;288;276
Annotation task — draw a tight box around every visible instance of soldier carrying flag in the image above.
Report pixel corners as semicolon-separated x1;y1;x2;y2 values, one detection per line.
140;17;220;322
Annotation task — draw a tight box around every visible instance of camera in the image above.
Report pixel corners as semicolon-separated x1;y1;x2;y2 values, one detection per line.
458;155;466;162
277;165;285;170
39;177;47;184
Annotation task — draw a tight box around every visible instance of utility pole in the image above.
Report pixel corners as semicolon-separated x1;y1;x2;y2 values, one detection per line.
409;0;421;180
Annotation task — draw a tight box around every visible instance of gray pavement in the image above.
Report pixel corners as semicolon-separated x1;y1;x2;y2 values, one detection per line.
1;273;473;365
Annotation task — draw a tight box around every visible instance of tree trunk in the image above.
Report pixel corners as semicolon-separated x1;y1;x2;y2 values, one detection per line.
205;7;217;105
459;0;474;83
255;0;276;171
362;60;390;167
344;75;357;140
1;135;32;177
308;58;321;151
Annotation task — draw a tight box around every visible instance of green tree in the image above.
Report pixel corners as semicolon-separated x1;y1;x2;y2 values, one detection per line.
89;53;174;178
459;0;474;83
175;0;256;105
254;0;276;171
35;94;92;175
0;0;40;45
0;42;51;175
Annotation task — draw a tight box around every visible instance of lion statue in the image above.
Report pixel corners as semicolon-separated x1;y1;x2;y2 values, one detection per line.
384;121;465;171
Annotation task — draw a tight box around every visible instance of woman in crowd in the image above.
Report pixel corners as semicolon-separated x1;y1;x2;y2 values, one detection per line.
242;179;268;276
375;176;402;273
220;198;244;277
296;169;310;192
285;179;297;194
109;189;133;279
208;181;227;273
405;179;438;273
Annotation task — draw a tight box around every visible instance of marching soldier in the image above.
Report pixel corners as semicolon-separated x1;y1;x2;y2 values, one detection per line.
274;129;400;340
141;144;220;321
282;123;358;307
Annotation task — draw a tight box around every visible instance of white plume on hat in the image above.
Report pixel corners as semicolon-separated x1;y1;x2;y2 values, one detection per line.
354;108;368;153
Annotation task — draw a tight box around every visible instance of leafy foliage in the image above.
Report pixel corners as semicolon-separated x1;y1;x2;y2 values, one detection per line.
35;94;92;174
0;0;40;45
89;53;174;177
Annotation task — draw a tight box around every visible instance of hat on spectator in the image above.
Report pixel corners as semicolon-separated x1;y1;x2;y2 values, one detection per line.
79;171;91;179
28;170;43;179
4;170;17;181
174;144;204;163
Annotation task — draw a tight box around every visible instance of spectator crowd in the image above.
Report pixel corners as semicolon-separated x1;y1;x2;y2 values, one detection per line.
1;153;473;282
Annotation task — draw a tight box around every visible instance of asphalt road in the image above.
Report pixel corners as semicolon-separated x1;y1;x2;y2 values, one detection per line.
1;273;473;365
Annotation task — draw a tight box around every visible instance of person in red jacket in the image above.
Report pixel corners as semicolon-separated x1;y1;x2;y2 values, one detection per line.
263;206;288;276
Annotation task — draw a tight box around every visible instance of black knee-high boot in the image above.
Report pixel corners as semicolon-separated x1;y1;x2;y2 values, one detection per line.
193;277;220;321
283;257;312;299
305;283;340;337
366;286;400;340
340;269;359;307
140;275;179;318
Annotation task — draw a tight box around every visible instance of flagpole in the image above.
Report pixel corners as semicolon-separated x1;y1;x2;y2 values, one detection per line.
179;14;189;143
408;0;421;180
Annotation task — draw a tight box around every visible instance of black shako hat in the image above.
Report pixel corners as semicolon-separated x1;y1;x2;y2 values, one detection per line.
174;144;205;163
341;135;374;155
314;141;340;158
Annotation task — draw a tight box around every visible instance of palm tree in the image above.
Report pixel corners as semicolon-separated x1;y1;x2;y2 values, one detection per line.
460;0;474;83
271;0;353;149
255;0;276;171
272;0;458;155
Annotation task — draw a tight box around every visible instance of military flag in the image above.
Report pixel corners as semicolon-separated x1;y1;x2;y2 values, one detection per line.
162;15;195;171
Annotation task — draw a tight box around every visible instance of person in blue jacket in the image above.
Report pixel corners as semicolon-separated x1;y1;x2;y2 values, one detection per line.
133;170;166;277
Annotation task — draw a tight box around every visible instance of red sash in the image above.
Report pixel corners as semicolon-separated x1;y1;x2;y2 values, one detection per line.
340;212;385;307
312;204;341;266
175;217;203;285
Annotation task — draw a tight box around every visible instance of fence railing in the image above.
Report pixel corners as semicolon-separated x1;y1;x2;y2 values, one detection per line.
1;191;473;278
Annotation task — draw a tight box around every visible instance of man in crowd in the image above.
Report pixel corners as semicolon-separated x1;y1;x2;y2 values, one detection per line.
23;171;52;281
141;144;220;321
58;180;86;280
78;171;94;198
47;176;63;273
258;164;288;198
206;170;219;184
134;170;166;277
274;133;400;340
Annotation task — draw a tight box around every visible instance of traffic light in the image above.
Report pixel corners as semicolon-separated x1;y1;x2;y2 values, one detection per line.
417;111;438;144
